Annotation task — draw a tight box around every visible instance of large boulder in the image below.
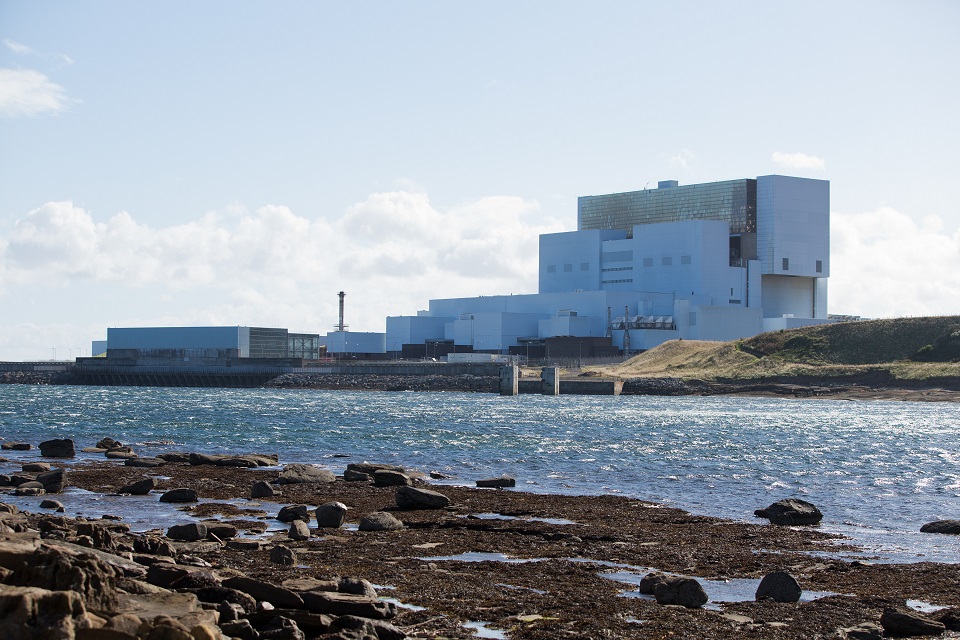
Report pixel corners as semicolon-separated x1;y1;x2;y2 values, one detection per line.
38;439;75;458
159;488;199;503
288;521;310;541
315;502;348;529
638;571;669;595
921;520;960;535
118;478;155;495
300;591;397;619
754;498;823;525
221;576;304;609
167;523;208;542
880;608;946;637
276;463;335;485
21;462;50;473
251;480;276;498
6;544;122;611
277;505;310;523
395;485;450;510
653;576;708;609
476;476;516;488
1;442;31;451
755;571;802;603
0;585;95;640
270;544;298;566
36;468;67;493
373;470;411;487
358;512;404;532
96;437;122;450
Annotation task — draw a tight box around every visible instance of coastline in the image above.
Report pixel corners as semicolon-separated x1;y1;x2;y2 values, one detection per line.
2;446;960;638
3;369;958;402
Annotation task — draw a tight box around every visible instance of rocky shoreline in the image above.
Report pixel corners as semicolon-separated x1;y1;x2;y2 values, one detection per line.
2;438;960;638
4;369;958;402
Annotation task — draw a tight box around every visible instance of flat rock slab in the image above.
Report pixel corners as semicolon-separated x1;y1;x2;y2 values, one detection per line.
124;457;166;468
477;476;516;488
396;485;451;510
222;576;304;609
276;463;335;485
300;591;397;619
358;512;404;531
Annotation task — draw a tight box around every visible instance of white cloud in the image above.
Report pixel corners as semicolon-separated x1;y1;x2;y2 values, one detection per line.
668;148;697;170
830;207;960;318
772;151;825;171
4;39;33;55
0;192;566;359
0;68;74;117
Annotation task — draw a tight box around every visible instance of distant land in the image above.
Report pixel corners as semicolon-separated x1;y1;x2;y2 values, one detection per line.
591;315;960;402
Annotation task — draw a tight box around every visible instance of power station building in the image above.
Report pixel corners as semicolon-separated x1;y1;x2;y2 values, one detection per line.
105;326;322;359
387;174;830;356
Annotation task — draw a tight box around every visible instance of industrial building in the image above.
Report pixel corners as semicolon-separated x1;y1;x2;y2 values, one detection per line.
387;174;830;356
104;326;322;360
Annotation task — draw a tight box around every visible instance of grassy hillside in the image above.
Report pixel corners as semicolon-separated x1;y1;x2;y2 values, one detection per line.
603;316;960;382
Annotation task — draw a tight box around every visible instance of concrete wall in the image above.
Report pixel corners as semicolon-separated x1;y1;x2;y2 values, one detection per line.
757;175;830;278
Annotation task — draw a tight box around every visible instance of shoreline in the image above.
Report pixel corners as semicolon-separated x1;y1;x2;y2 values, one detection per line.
2;444;960;638
3;369;958;402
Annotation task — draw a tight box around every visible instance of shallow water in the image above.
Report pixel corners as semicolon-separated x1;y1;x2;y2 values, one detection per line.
2;385;959;563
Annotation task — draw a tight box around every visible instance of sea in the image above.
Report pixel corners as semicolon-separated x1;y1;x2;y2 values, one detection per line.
1;384;959;564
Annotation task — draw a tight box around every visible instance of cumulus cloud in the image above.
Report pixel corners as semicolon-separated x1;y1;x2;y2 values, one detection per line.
0;68;74;117
830;207;960;318
772;151;825;172
0;192;566;358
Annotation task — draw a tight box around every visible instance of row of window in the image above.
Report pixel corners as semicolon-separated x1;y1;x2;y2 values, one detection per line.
781;258;824;273
549;255;697;273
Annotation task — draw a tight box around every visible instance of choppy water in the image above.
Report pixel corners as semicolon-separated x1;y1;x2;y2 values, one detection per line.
1;385;959;563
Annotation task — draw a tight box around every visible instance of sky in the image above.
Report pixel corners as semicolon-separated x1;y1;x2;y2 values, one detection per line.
1;1;958;361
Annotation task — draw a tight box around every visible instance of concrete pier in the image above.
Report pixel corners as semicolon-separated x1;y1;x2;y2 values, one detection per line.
499;365;519;396
541;367;560;395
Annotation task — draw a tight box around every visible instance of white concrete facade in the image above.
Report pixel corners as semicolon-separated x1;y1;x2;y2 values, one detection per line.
386;174;830;354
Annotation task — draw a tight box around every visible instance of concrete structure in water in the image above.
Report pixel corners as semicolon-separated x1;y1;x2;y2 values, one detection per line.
388;174;830;355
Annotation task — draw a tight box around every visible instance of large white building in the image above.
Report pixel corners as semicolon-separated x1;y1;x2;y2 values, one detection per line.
387;175;830;356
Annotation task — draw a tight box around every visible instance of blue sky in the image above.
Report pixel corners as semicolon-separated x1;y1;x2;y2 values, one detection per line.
1;1;958;360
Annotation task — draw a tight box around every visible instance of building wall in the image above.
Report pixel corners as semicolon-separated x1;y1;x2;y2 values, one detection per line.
756;175;829;277
326;331;386;354
107;326;247;355
386;315;451;351
539;229;622;293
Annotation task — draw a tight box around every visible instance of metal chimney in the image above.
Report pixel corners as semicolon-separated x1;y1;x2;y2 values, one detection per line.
337;291;346;332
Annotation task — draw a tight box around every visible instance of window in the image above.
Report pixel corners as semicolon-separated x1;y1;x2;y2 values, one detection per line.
662;256;673;266
816;260;823;273
688;311;697;326
782;257;789;271
643;258;653;267
563;264;573;272
580;262;589;271
681;255;692;265
547;265;556;273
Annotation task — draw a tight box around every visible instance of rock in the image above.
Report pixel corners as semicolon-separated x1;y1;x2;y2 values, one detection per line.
189;622;221;640
157;452;193;463
338;577;378;598
839;621;884;639
22;462;51;472
920;520;960;535
218;600;245;622
277;504;310;523
330;615;406;640
193;586;257;613
0;585;95;640
105;446;137;459
1;442;31;451
476;476;516;488
346;462;405;476
936;607;960;631
288;521;310;541
638;571;669;595
219;619;258;640
343;468;371;482
251;480;276;498
258;615;306;640
880;608;946;636
97;437;122;449
315;502;348;529
118;478;155;495
222;576;305;609
358;512;404;532
202;521;237;540
276;463;335;485
39;438;75;458
271;544;299;565
7;544;122;611
652;576;708;609
133;536;176;557
429;470;453;479
37;468;67;493
754;498;823;525
15;484;45;496
125;457;166;468
373;470;411;487
395;485;450;510
755;571;802;603
301;591;397;619
166;523;208;542
105;612;146;636
159;488;198;503
39;499;64;510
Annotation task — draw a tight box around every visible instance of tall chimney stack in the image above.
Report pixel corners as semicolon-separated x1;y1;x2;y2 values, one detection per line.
337;291;346;332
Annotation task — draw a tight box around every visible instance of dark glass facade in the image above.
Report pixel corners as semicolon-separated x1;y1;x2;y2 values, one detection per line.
578;179;757;235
